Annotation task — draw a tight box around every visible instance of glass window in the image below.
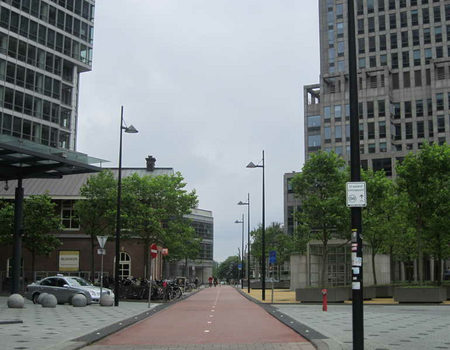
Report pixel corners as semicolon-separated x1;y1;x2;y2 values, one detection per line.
308;135;321;148
334;105;342;119
307;115;321;128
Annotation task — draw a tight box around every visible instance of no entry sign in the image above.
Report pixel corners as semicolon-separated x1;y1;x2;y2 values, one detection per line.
150;243;158;259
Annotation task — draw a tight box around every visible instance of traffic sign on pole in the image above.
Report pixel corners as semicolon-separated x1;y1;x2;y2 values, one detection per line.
97;236;108;249
346;182;367;207
269;250;277;264
150;243;158;259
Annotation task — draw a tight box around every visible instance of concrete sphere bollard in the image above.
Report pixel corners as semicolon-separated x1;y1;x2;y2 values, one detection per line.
72;294;87;307
100;294;114;306
37;293;49;305
7;294;24;308
41;294;57;308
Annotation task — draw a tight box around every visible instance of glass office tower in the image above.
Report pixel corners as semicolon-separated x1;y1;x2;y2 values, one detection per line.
0;0;94;151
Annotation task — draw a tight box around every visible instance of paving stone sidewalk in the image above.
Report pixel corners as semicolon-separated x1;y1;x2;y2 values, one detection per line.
275;304;450;350
0;296;160;350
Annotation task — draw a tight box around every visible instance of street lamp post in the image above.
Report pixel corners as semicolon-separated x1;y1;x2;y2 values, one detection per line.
247;150;266;300
238;193;250;293
235;214;244;289
115;106;138;307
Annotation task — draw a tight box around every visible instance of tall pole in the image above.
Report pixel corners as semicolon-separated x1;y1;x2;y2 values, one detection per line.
261;150;266;301
11;177;23;294
241;213;244;289
247;193;251;293
348;1;364;349
114;106;124;307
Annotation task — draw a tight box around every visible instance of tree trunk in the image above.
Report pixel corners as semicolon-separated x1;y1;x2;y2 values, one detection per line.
143;243;149;279
417;217;423;284
437;245;443;286
185;257;189;279
372;251;377;285
91;235;95;283
32;251;36;277
389;246;395;283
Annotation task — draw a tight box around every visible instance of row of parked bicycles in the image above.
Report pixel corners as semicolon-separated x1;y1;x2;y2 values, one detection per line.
103;277;198;302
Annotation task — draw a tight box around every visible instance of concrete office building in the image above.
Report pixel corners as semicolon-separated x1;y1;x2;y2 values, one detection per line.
305;0;450;176
0;0;95;151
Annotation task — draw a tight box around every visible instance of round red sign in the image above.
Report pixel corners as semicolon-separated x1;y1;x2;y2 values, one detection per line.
150;243;158;259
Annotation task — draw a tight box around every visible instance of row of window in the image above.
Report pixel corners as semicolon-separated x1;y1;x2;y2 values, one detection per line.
1;59;73;105
2;0;94;21
355;0;444;16
356;6;450;34
0;111;71;148
0;86;71;127
0;6;92;65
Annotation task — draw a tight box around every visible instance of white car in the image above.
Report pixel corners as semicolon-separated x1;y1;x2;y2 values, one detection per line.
25;275;114;305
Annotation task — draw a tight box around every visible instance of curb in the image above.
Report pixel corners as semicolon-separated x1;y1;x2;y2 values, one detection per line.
50;289;202;350
236;288;343;350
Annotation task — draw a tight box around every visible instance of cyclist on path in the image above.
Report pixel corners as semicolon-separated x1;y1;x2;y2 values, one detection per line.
208;276;213;287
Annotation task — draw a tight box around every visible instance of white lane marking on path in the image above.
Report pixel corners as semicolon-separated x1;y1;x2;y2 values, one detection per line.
209;315;214;317
204;330;210;333
208;321;212;324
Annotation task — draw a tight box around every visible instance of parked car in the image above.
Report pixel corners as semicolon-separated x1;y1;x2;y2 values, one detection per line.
24;275;114;305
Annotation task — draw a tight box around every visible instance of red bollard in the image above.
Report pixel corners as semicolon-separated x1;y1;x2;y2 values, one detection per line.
322;289;327;312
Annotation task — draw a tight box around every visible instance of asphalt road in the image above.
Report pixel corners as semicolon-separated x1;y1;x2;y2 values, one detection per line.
85;286;314;350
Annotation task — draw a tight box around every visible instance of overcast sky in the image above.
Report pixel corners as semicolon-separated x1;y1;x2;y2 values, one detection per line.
77;1;320;263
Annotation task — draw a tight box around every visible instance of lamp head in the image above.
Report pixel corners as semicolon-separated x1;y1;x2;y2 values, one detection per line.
246;162;256;168
235;220;243;224
125;125;138;134
237;201;245;205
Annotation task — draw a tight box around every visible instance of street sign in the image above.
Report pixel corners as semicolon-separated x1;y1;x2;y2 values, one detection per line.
346;182;367;207
269;250;277;264
97;248;106;255
97;236;108;249
150;243;158;259
238;263;242;270
162;248;169;256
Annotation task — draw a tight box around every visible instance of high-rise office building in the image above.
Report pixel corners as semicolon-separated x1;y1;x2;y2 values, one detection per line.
0;0;94;151
305;0;450;177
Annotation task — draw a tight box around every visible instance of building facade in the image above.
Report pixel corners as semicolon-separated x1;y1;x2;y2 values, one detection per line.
305;0;450;176
0;156;214;291
0;0;95;151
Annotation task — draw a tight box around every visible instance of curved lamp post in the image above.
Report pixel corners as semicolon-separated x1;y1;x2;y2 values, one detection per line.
246;150;265;300
115;106;138;306
235;215;244;289
238;193;250;292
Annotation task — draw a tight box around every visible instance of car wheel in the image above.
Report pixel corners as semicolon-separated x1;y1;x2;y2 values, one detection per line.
32;293;40;304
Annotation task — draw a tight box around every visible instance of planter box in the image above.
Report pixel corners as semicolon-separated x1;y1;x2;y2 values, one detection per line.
348;286;376;300
375;285;394;298
444;286;450;300
394;287;446;303
296;287;349;303
247;281;290;289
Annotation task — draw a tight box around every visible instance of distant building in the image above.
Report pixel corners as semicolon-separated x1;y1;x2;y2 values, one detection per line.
0;156;214;290
283;172;300;236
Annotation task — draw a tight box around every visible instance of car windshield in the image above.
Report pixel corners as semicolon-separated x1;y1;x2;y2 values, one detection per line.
66;277;92;287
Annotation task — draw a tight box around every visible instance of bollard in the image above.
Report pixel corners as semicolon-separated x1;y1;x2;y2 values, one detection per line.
322;288;327;312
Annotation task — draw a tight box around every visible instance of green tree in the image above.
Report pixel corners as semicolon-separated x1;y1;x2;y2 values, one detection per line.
121;172;198;276
291;150;349;287
0;195;62;275
23;194;62;274
74;170;117;282
217;255;239;281
396;143;450;284
361;169;396;285
250;222;294;279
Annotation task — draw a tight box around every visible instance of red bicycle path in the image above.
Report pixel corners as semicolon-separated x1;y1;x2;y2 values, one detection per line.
94;286;312;347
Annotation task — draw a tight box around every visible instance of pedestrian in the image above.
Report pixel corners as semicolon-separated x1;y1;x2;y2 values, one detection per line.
208;276;213;288
194;277;199;289
213;276;218;287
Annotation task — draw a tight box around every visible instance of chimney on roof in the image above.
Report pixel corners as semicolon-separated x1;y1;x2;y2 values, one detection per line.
146;156;156;171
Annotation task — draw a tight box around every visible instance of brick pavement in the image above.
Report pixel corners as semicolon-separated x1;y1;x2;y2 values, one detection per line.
84;286;315;350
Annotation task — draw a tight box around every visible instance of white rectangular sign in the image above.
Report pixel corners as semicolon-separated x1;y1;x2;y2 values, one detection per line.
346;182;367;207
59;251;80;271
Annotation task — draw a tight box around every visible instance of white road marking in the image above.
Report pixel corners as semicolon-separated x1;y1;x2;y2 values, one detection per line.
209;315;214;317
207;321;212;324
204;330;210;333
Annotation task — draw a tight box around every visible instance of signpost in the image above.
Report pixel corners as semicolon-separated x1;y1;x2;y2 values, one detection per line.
148;243;158;309
269;250;277;303
97;236;108;297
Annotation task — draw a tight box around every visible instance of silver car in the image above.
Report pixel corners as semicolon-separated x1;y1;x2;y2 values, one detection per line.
25;275;114;305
